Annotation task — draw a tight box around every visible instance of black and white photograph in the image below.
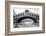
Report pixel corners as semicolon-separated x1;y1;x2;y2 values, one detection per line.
5;2;44;34
5;1;45;35
13;8;39;28
10;4;43;32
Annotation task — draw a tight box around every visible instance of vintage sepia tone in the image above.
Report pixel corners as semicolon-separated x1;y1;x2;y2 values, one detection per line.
5;1;45;36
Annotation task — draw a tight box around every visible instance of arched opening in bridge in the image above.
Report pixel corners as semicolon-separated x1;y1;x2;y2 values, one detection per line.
16;16;38;23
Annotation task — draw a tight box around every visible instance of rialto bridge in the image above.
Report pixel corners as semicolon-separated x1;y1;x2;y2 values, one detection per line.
13;10;39;28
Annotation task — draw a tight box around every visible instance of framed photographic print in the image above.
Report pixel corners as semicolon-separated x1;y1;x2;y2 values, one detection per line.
5;0;45;36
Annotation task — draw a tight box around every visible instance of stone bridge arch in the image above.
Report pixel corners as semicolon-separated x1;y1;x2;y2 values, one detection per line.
16;16;38;23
